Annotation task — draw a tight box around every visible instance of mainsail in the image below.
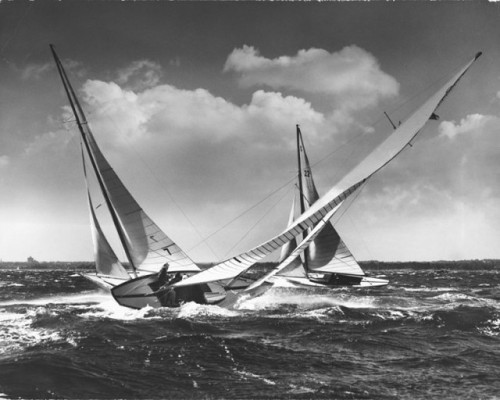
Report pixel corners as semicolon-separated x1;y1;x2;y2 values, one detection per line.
175;52;482;288
81;143;130;280
87;190;131;279
246;204;342;290
273;126;364;281
275;196;306;278
297;127;365;277
51;45;200;274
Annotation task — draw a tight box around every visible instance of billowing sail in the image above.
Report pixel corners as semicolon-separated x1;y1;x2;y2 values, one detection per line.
50;45;200;274
82;130;200;273
88;192;130;279
276;196;306;278
297;129;365;277
247;205;341;290
175;52;481;288
81;142;130;280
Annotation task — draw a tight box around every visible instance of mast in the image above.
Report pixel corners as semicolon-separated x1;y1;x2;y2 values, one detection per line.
296;124;309;271
50;44;138;277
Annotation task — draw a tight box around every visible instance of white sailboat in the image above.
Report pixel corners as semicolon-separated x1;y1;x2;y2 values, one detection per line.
270;126;388;288
174;51;482;297
51;44;481;309
51;45;225;308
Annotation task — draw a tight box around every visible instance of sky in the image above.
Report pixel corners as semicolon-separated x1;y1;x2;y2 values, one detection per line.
1;1;500;263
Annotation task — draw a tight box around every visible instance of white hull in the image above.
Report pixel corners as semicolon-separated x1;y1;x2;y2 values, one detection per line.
271;275;389;288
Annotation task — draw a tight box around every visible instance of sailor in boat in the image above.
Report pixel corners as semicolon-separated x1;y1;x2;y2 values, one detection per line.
162;272;183;306
152;268;185;307
149;263;170;292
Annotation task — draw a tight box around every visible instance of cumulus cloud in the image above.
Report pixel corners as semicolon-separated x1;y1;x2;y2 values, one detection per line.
21;59;85;80
224;45;399;110
335;110;500;261
116;60;162;91
81;79;325;147
439;113;491;139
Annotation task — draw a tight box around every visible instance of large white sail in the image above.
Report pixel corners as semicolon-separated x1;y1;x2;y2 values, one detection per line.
87;192;130;279
276;196;306;278
81;143;130;280
175;52;481;288
298;129;365;277
50;45;200;274
246;205;341;291
82;129;200;273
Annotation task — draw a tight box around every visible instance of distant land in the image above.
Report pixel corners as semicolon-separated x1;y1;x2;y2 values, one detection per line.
1;260;500;271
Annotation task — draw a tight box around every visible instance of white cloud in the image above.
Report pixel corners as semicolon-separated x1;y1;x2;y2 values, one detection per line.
81;80;326;148
24;130;74;156
224;45;399;110
0;155;10;167
439;113;490;139
116;60;162;91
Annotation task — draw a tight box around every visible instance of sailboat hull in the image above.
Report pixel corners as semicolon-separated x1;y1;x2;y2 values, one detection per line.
111;274;227;309
275;275;388;288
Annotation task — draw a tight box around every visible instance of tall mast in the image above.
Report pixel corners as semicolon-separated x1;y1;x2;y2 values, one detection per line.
295;124;309;271
50;44;138;276
296;125;306;214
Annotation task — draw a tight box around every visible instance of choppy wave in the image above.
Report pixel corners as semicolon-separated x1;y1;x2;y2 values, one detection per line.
0;268;499;399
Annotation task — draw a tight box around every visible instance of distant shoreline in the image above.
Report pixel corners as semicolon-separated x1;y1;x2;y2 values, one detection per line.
1;260;500;271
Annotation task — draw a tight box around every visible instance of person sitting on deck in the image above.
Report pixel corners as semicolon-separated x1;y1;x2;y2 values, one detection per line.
149;263;170;292
157;263;170;286
160;273;183;307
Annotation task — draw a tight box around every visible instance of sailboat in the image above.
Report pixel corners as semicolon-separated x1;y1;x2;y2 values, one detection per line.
172;51;482;298
51;44;481;309
269;126;388;288
50;45;227;308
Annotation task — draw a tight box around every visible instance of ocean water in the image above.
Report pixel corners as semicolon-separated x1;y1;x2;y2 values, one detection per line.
0;267;499;399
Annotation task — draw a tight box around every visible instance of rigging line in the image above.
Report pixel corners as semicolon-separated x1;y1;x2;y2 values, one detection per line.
304;53;476;175
221;183;294;261
374;53;481;131
186;173;297;253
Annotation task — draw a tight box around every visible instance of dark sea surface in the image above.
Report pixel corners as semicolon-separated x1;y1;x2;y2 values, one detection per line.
0;267;499;399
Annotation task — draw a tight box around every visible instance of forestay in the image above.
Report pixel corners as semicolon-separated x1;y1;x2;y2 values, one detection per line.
175;52;481;288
